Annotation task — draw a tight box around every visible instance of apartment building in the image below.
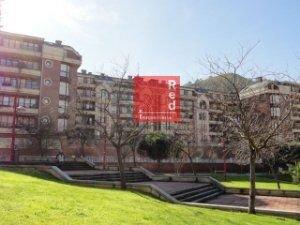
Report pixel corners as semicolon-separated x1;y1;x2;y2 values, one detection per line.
0;31;81;162
75;71;229;164
240;79;300;142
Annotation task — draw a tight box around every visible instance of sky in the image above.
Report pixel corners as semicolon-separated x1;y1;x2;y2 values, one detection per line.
2;0;300;84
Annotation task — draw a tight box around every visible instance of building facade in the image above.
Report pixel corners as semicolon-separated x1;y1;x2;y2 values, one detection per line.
75;70;231;165
0;31;298;168
240;79;300;142
0;31;81;161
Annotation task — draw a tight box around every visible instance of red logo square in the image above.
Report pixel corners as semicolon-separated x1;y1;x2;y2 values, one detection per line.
133;76;181;122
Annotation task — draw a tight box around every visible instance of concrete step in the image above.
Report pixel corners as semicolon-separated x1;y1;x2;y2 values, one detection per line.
171;184;212;199
170;184;211;196
57;162;94;171
70;171;151;182
181;188;219;202
174;185;215;201
71;173;148;179
194;190;224;203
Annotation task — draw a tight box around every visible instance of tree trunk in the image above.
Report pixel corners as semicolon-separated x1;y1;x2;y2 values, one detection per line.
116;146;126;189
249;148;256;214
81;142;85;157
39;139;44;157
269;165;281;190
132;148;136;167
157;159;161;172
188;156;198;182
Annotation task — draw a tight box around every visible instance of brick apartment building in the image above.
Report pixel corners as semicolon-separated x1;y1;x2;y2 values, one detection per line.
240;79;300;142
0;31;81;161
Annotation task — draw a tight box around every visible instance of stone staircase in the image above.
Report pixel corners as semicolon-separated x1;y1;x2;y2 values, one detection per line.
170;183;224;203
56;161;95;171
69;171;152;183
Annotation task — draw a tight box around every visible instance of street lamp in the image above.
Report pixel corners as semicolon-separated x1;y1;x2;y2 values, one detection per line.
10;100;26;163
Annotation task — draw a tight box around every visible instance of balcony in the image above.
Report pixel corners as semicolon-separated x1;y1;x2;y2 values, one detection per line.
0;106;38;115
79;109;97;115
0;65;41;77
209;120;223;124
63;56;81;66
77;82;96;88
0;45;42;58
291;115;300;121
209;107;223;113
0;85;40;95
292;128;300;133
21;68;41;76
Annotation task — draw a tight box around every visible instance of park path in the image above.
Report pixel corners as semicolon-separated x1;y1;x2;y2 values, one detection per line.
142;181;300;213
206;194;300;213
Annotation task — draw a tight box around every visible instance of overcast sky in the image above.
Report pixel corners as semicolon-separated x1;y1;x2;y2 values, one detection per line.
3;0;300;84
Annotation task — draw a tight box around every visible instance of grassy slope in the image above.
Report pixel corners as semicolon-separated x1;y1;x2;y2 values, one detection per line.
0;168;298;225
213;174;300;191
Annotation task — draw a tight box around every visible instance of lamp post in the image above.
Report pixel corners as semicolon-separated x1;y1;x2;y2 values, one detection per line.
10;99;26;163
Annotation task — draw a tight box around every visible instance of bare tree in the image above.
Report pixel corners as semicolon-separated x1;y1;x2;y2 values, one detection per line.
200;44;294;213
66;127;94;158
94;58;146;189
172;123;201;180
67;98;97;158
25;120;55;158
128;134;143;167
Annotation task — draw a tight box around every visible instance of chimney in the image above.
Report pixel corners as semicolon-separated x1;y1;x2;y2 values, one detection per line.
81;69;87;74
55;40;62;46
256;77;263;82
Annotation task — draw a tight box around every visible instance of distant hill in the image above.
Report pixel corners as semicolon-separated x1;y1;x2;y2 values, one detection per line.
185;73;253;92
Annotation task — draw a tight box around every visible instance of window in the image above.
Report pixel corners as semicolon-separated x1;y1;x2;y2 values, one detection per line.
58;100;68;113
18;97;38;108
184;90;189;95
59;82;69;95
271;107;280;117
0;77;18;88
24;79;38;89
58;119;68;132
126;106;132;113
270;94;280;104
17;116;36;128
0;115;13;127
0;95;14;106
199;112;206;120
81;115;95;125
82;102;94;110
60;64;70;77
0;58;19;67
199;100;207;109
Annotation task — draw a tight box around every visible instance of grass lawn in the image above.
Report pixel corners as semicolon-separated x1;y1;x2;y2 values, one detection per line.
213;174;300;191
0;168;298;225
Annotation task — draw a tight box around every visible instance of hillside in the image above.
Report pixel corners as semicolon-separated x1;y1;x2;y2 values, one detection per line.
186;73;253;92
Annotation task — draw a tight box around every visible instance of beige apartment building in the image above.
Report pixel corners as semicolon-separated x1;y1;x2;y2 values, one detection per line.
75;70;229;164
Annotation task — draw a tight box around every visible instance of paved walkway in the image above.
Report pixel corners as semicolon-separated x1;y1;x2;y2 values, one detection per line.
206;194;300;213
